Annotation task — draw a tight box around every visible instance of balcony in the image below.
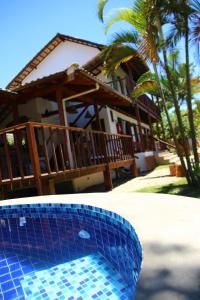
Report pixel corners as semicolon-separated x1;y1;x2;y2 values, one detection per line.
105;76;160;119
0;122;136;196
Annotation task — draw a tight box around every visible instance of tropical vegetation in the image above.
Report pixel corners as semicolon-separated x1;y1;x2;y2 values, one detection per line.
97;0;200;187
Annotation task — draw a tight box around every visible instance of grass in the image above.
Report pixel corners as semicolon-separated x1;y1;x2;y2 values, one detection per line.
136;178;200;199
153;164;170;170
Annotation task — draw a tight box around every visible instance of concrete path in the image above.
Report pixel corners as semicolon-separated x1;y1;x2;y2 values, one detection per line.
2;193;200;300
112;167;181;192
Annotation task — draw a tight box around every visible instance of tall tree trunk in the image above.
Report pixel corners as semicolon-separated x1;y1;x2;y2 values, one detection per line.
184;5;199;165
155;96;165;140
156;17;197;185
152;62;191;184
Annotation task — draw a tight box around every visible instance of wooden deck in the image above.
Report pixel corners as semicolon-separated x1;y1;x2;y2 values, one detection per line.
0;122;137;197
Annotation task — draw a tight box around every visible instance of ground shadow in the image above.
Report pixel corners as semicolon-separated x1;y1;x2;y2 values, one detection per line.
152;183;200;198
135;242;200;300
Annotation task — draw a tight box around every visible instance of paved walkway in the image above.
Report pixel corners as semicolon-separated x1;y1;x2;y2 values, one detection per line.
112;166;181;192
2;193;200;300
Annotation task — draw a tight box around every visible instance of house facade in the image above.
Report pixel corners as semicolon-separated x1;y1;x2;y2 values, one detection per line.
0;34;161;197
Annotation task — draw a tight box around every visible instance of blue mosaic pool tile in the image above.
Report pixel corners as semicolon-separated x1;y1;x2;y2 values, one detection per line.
0;203;142;299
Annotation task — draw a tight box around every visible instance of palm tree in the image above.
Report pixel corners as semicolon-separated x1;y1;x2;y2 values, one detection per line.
98;0;195;183
132;59;200;146
166;0;200;166
97;0;196;184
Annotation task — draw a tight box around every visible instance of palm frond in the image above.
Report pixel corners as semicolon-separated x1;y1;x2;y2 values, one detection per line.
101;45;142;76
190;0;200;13
132;80;158;99
105;8;146;34
137;71;156;84
110;31;139;46
190;15;200;59
139;29;159;62
97;0;108;22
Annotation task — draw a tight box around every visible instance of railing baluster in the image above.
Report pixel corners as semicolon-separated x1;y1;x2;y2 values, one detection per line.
3;133;13;181
74;131;82;168
62;128;71;169
85;131;92;166
26;123;42;195
57;128;65;171
89;132;96;165
110;135;115;162
69;131;77;169
14;129;24;179
41;127;51;174
49;127;59;173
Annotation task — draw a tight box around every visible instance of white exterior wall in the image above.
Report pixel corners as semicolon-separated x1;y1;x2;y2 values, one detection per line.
108;107;150;134
18;98;58;124
72;170;116;192
22;41;100;84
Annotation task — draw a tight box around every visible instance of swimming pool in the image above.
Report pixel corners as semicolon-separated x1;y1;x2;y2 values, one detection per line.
0;203;142;299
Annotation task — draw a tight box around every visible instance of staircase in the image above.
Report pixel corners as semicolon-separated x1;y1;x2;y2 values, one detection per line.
155;150;181;165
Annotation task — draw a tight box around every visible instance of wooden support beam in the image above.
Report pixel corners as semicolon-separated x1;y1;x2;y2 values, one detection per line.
130;162;138;177
42;178;56;195
94;103;101;131
103;166;113;191
56;88;65;126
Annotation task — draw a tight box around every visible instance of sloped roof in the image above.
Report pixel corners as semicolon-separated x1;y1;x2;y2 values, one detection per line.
6;33;104;90
14;66;132;107
83;51;149;79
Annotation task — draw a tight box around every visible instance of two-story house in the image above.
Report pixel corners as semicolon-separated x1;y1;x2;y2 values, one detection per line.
0;33;161;197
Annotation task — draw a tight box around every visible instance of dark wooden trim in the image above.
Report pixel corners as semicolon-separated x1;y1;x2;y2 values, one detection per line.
109;159;134;169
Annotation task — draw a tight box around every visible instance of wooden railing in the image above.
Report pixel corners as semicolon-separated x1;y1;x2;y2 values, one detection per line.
153;136;176;150
138;95;160;118
0;122;135;193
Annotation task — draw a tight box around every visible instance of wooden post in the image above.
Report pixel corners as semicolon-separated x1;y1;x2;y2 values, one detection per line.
136;105;144;152
94;103;102;131
56;88;73;167
26;123;43;195
42;178;56;195
103;165;113;191
56;88;65;126
0;185;8;201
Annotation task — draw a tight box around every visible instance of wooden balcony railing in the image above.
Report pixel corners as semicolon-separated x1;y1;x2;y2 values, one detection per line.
0;122;135;195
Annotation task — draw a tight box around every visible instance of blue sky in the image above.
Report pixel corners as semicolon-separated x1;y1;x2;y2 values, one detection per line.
0;0;132;88
0;0;199;90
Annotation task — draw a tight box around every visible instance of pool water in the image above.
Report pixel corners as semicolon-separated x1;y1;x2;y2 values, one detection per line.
0;250;131;300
